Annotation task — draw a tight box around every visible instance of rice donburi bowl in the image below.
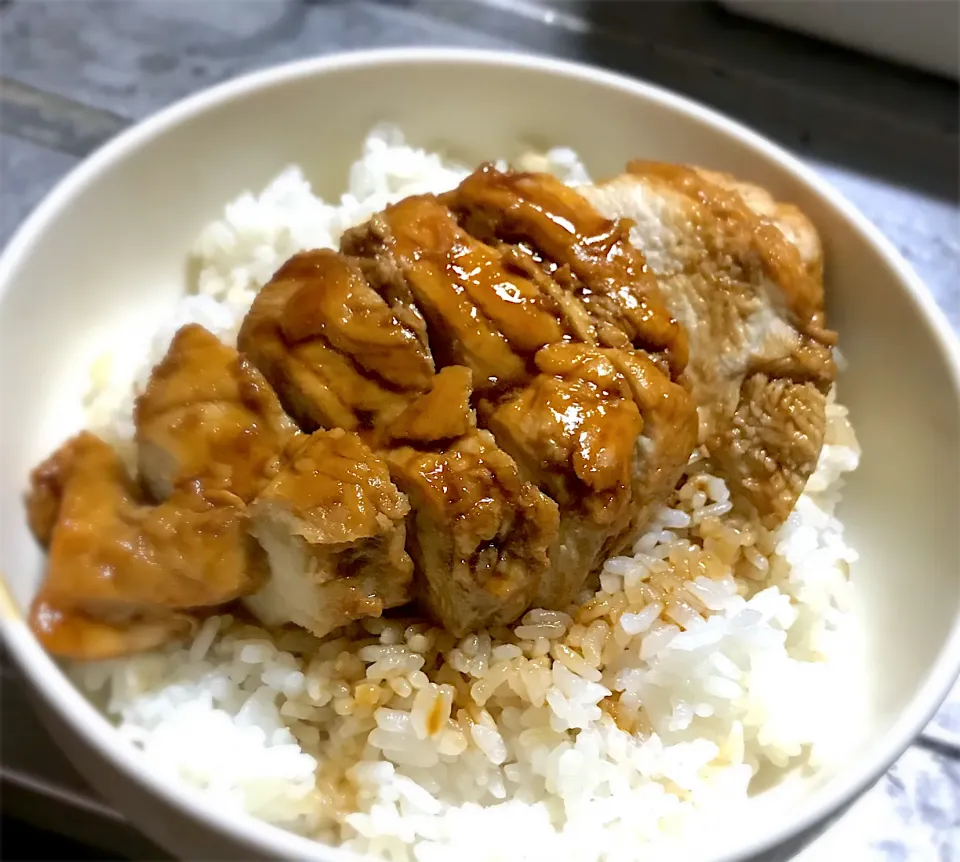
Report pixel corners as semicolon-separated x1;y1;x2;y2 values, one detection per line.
2;50;958;862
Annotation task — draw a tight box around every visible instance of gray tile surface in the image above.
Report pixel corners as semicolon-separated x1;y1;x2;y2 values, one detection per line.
0;659;170;859
1;0;958;859
1;0;499;120
0;133;78;244
805;745;960;862
812;163;960;331
1;78;129;155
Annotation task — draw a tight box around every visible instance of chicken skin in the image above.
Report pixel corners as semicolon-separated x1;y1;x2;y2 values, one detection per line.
446;165;688;378
237;249;433;432
135;323;298;503
25;432;265;658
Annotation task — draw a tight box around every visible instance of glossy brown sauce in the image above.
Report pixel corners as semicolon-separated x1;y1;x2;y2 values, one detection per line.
448;165;689;376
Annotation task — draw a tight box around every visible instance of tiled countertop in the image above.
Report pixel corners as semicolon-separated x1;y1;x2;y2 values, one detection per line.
1;1;958;859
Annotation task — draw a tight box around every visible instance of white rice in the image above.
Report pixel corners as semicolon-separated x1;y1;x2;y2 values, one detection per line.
73;126;862;862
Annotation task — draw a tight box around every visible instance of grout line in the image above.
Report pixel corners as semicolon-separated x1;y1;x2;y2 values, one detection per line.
917;725;960;760
353;0;505;46
0;77;131;158
0;765;126;821
462;0;593;33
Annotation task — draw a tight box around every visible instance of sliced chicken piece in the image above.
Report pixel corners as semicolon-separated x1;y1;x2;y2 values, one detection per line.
27;432;265;624
343;183;697;615
237;250;431;432
487;343;697;607
384;365;476;445
579;163;836;526
243;429;413;638
342;196;572;395
26;431;88;546
279;249;435;390
29;600;195;661
447;165;688;377
135;324;298;503
386;430;559;636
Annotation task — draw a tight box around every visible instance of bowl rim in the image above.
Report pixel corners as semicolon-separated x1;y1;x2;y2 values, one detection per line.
1;46;959;862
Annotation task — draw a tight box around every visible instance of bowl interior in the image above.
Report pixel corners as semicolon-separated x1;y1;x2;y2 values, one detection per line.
1;53;958;861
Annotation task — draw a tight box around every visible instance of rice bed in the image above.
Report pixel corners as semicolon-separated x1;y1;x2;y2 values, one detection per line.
74;126;861;862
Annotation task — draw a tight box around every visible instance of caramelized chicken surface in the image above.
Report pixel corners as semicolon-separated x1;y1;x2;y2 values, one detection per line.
343;195;565;396
580;164;835;526
234;237;557;634
488;343;696;607
136;324;298;502
29;601;196;662
447;165;688;377
244;429;414;638
237;249;433;432
384;365;476;445
25;432;265;658
388;430;559;636
240;168;696;626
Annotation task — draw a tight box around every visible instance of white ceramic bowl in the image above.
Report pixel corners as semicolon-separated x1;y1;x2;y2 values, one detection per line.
1;49;958;862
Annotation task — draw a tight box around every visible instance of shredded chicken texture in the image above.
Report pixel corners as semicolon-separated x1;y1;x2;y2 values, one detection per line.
244;429;414;639
580;163;834;526
387;430;559;636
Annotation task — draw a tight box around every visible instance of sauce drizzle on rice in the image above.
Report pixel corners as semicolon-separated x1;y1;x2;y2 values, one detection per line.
68;128;860;862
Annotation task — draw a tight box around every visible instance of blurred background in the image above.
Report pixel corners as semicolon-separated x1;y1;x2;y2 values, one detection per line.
1;1;958;859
